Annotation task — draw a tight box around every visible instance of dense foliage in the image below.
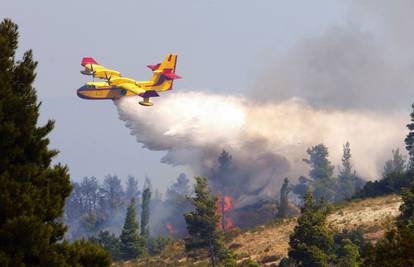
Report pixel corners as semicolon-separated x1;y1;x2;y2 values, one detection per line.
0;18;110;266
357;149;410;198
286;191;334;266
119;198;146;260
362;181;414;266
302;145;336;202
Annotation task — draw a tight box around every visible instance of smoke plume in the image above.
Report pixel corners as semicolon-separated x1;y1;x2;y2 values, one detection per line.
115;93;406;206
115;0;414;205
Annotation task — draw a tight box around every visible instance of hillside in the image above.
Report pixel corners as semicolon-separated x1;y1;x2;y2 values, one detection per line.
114;194;401;267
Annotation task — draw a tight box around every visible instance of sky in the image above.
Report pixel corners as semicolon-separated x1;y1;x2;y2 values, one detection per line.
0;0;390;190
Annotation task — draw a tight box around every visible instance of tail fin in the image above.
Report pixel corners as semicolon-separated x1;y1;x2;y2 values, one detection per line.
149;54;181;91
81;57;98;66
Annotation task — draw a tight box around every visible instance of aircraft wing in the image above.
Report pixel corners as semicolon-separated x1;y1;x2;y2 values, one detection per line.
81;57;121;80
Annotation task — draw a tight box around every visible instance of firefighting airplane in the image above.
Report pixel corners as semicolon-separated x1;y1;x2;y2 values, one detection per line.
77;54;181;106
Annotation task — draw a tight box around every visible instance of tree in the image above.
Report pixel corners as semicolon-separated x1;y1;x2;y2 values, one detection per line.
147;235;172;256
277;178;291;218
90;230;121;261
0;18;110;266
184;176;232;266
67;239;112;267
211;150;235;195
303;144;336;202
287;191;334;267
166;173;190;199
119;198;145;260
336;239;360;267
336;142;358;201
141;187;151;239
292;176;311;204
362;182;414;266
100;174;124;216
125;175;140;202
357;149;409;198
383;149;406;177
154;173;192;238
80;176;100;212
405;103;414;171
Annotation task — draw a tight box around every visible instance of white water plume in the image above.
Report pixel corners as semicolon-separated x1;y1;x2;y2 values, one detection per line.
115;91;407;200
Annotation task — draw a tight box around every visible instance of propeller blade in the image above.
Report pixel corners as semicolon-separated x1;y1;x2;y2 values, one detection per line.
104;72;112;85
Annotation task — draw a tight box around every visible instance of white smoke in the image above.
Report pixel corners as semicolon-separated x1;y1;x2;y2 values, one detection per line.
115;92;406;202
113;1;414;204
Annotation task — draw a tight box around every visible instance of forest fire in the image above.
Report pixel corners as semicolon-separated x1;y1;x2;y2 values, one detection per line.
216;193;235;231
223;195;233;212
165;223;176;236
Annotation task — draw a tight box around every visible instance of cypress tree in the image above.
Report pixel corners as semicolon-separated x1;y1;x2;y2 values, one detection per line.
119;198;145;260
336;142;357;201
184;176;232;266
141;187;151;239
277;177;291;218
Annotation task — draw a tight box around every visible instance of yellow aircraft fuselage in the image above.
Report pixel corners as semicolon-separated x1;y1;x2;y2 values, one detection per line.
77;54;180;106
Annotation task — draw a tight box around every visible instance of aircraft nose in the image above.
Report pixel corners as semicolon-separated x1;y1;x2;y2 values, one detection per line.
77;85;90;99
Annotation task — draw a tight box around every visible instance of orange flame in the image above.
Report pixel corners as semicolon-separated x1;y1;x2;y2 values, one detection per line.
166;223;176;235
223;195;233;212
216;193;235;231
224;217;234;231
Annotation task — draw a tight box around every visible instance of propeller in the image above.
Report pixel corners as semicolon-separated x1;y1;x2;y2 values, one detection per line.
90;64;95;82
104;72;112;85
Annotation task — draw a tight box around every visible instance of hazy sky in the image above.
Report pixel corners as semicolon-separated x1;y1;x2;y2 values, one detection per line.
2;1;353;190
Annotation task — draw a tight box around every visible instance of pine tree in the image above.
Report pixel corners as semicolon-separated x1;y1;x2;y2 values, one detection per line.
184;176;232;266
141;187;151;239
277;178;291;218
405;103;414;171
0;18;110;266
337;142;357;201
287;190;334;267
119;198;145;260
303;144;336;202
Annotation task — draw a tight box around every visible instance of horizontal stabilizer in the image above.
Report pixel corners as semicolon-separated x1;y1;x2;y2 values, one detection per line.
161;68;182;79
147;63;161;71
81;57;98;66
162;72;182;79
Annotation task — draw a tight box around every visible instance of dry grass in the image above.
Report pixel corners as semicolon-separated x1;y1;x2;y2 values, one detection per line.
114;194;402;266
327;195;401;240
